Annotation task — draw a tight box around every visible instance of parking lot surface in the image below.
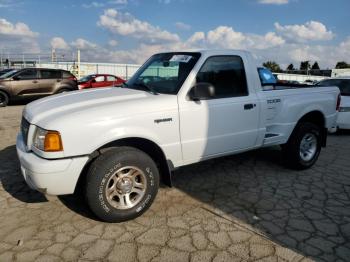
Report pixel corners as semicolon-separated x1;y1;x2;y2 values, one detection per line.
0;105;350;262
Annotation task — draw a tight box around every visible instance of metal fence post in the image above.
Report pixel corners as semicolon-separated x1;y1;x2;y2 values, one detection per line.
126;65;128;80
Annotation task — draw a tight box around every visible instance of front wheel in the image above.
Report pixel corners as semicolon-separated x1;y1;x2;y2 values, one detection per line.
55;88;70;94
85;147;159;222
282;122;322;170
0;90;9;107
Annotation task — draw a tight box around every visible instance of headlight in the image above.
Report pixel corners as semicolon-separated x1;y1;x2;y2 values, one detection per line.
339;107;350;112
33;127;63;152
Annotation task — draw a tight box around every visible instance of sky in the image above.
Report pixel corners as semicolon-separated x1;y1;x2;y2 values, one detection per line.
0;0;349;68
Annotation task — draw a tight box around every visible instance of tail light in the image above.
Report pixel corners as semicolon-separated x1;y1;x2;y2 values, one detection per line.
68;76;77;81
336;93;341;111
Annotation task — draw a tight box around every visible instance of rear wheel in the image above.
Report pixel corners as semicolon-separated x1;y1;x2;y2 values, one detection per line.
282;122;322;170
0;91;9;107
85;147;159;222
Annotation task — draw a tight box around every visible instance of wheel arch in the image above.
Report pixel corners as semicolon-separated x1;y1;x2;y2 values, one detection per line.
76;137;173;193
295;110;327;146
55;85;74;93
0;88;10;98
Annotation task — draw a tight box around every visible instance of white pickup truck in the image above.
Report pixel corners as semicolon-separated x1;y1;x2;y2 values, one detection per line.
16;50;340;222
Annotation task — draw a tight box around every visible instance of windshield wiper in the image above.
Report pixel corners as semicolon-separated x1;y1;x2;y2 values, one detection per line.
132;82;159;95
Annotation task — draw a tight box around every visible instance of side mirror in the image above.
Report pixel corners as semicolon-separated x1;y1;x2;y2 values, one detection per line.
91;79;96;83
12;76;20;81
189;82;215;101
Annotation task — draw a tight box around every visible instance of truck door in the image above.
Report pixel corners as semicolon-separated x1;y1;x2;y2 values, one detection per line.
179;55;260;161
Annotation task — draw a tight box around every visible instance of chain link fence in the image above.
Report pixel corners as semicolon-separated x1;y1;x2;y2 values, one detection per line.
0;52;141;80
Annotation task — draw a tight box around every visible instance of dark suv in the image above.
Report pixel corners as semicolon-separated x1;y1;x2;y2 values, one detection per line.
0;68;78;107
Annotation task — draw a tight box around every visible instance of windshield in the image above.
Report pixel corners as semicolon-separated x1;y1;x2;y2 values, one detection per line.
79;75;95;82
0;69;19;79
125;52;201;95
318;79;350;96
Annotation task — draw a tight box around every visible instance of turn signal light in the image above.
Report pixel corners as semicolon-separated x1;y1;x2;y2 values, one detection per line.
44;131;63;152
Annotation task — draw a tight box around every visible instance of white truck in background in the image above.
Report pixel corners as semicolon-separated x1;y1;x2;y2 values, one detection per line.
16;50;340;222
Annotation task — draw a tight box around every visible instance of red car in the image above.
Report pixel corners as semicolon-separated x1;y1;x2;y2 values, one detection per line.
78;74;126;90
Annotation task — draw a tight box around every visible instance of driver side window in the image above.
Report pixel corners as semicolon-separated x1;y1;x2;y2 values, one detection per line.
17;69;38;80
196;56;248;99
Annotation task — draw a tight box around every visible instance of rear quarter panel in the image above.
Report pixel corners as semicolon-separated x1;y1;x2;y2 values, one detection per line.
258;86;339;145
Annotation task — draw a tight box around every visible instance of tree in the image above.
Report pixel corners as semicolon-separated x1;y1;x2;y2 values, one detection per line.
335;61;350;69
311;62;320;70
286;63;295;71
262;61;281;72
300;61;311;71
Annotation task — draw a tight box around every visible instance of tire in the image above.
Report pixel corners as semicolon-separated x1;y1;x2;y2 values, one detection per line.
56;88;70;94
0;90;9;107
85;147;160;222
282;122;322;170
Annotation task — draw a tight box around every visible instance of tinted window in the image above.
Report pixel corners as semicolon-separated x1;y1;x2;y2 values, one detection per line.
95;76;105;82
196;56;248;98
63;71;74;78
0;69;19;79
107;76;116;81
17;69;38;80
319;79;350;96
79;75;94;82
258;68;277;85
40;70;61;79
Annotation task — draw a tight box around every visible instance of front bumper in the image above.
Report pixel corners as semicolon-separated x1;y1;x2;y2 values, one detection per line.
16;133;89;195
337;111;350;129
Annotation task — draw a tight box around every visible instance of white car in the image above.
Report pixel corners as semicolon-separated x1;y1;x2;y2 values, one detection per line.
16;50;340;222
318;77;350;130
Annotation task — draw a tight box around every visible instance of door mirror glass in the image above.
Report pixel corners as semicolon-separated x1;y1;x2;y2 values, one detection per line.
189;82;215;101
258;67;277;86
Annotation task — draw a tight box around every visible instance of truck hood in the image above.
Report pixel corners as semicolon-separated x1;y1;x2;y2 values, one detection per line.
24;87;178;127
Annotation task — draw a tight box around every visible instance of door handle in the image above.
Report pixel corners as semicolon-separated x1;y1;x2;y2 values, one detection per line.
57;79;62;82
32;80;38;83
244;103;256;110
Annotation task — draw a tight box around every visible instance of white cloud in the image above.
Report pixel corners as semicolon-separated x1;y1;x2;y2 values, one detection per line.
207;26;246;49
71;38;97;50
108;39;118;47
0;17;39;53
186;32;205;45
109;0;128;4
275;21;334;42
175;22;191;31
288;47;320;62
82;2;105;8
83;0;128;9
245;32;285;49
186;26;285;51
258;0;289;5
0;0;20;8
98;9;180;43
50;37;70;50
0;18;38;37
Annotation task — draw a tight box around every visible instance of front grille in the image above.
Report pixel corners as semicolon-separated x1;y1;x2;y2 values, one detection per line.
21;117;30;146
